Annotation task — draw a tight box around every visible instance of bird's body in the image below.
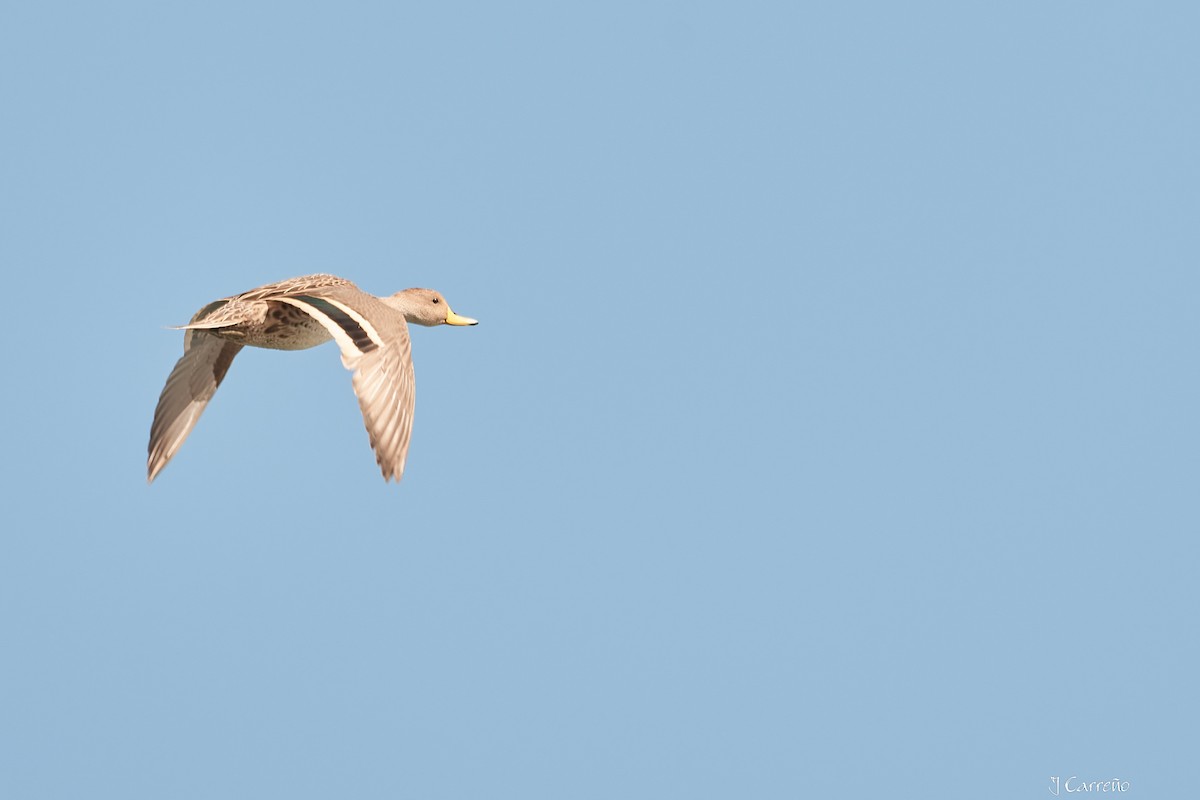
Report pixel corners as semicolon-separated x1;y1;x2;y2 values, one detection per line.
147;274;476;483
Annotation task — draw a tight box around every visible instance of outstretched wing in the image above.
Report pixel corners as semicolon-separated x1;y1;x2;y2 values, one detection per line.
147;329;243;482
273;287;416;482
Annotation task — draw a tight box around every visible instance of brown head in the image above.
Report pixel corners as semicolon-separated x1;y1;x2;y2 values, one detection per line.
383;288;478;327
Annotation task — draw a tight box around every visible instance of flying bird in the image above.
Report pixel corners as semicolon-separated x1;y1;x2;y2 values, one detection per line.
147;274;477;483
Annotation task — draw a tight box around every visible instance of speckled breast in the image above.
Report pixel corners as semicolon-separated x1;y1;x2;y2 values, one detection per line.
216;301;334;350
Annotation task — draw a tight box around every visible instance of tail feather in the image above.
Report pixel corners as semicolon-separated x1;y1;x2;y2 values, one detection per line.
171;319;239;331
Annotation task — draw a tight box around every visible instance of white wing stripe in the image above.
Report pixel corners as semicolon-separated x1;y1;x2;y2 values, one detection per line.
308;295;386;349
273;296;370;357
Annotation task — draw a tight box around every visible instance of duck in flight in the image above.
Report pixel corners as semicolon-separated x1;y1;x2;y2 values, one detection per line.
147;274;477;483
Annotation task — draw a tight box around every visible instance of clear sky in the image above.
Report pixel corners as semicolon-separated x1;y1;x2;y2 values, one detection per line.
2;2;1196;797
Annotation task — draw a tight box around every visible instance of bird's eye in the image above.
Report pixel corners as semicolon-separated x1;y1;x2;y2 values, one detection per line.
433;297;440;304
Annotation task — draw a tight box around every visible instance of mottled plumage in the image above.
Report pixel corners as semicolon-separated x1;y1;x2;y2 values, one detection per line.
148;274;477;483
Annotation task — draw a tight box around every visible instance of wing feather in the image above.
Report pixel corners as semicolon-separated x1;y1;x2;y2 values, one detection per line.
274;287;416;482
147;333;243;482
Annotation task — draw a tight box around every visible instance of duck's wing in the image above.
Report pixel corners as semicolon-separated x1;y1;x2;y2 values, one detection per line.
147;328;243;483
272;285;416;482
148;275;363;483
232;273;357;303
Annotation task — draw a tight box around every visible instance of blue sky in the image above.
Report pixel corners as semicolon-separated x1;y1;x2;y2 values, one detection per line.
2;1;1197;797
